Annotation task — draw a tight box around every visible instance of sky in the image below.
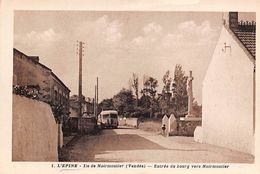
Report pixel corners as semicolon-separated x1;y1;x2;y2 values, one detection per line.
14;11;225;104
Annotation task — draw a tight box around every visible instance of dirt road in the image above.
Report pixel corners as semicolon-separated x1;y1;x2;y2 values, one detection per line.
61;126;254;163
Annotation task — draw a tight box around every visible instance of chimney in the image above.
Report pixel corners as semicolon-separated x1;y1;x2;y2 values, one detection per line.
29;56;39;62
229;12;238;30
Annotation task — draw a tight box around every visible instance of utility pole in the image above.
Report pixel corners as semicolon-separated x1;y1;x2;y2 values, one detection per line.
92;98;95;116
77;41;84;134
96;77;99;116
94;85;97;118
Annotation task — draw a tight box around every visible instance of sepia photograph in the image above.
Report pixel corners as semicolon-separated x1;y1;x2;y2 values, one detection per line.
1;1;260;174
12;10;256;163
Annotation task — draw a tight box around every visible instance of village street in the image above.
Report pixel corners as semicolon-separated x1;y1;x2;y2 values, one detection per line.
61;126;254;163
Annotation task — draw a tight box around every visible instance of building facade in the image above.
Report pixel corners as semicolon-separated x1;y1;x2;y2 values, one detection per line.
13;48;70;120
69;95;94;118
68;95;94;132
202;12;255;155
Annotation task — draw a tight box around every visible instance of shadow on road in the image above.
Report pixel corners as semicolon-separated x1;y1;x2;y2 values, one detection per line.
101;127;135;131
59;128;255;163
116;126;136;129
60;129;166;162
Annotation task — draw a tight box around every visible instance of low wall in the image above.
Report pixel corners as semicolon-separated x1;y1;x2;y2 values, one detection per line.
138;118;161;133
126;118;138;127
118;118;125;126
82;117;96;133
12;95;58;161
118;117;138;127
170;119;202;136
194;126;203;143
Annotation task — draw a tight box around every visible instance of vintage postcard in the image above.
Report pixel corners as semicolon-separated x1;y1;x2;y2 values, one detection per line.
0;0;259;174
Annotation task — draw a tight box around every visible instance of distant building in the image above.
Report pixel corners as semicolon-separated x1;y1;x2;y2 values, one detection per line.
202;12;255;155
13;48;70;120
69;95;94;118
68;95;94;132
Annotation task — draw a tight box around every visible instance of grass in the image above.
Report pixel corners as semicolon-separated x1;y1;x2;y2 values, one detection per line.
138;119;161;132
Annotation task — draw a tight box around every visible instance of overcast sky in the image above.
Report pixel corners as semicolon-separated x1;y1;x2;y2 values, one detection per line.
14;11;226;104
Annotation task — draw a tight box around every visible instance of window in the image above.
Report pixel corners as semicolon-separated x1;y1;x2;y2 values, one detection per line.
54;90;58;101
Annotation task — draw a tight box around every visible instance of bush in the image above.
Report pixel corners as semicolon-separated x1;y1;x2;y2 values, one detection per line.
153;112;164;118
13;85;40;100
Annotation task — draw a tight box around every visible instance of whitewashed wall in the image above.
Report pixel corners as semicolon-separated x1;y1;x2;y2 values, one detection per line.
202;26;254;154
12;95;58;161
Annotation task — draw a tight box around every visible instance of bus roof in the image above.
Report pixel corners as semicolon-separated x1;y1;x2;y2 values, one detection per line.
100;110;118;115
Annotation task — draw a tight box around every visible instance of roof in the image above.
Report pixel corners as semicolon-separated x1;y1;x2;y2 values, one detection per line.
14;48;51;71
14;48;70;92
230;21;256;59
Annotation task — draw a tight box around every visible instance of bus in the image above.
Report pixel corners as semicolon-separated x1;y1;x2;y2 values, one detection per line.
98;110;119;129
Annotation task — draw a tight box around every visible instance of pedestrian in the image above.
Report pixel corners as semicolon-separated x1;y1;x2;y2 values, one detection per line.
162;124;166;136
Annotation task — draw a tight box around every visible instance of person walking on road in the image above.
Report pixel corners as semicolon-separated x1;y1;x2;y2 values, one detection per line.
162;124;166;136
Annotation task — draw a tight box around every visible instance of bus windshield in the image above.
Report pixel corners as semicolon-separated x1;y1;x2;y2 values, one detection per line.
102;114;110;119
110;114;118;118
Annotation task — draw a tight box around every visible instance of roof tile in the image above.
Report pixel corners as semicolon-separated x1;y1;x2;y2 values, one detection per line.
231;22;256;58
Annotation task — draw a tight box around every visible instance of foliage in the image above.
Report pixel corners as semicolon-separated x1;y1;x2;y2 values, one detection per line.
112;88;135;116
13;85;40;100
98;98;114;111
98;64;199;119
131;73;139;106
139;76;159;118
158;65;189;115
162;70;172;94
158;97;170;114
139;95;151;109
191;101;202;117
172;64;188;112
159;70;173;114
50;103;65;123
141;76;158;98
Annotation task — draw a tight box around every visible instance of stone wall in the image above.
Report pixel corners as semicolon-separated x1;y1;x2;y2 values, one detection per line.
118;117;138;127
170;119;202;136
12;95;58;161
81;117;96;133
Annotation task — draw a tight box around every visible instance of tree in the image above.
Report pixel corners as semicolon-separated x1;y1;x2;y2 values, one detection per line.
50;103;65;124
140;76;159;118
191;101;202;117
141;76;158;98
162;70;172;95
112;88;135;116
158;97;169;114
138;95;153;118
139;95;151;109
159;70;173;114
99;98;114;111
172;64;188;112
131;73;139;106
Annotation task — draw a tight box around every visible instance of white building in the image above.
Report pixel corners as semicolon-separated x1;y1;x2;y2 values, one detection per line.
201;12;255;155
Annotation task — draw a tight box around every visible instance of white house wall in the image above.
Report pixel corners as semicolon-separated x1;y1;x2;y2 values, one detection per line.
202;26;254;155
